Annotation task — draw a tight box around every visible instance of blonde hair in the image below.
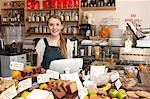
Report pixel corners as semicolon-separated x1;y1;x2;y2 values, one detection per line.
48;15;68;58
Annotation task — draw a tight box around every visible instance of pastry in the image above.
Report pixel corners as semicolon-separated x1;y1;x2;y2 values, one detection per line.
126;91;139;98
136;91;150;98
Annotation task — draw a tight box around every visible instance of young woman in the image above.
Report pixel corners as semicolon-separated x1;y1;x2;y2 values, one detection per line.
35;15;73;69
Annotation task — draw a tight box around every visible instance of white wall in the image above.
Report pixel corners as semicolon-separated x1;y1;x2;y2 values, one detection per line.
84;0;150;33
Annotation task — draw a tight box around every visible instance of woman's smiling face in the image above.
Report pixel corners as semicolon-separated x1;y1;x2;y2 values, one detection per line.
48;17;63;36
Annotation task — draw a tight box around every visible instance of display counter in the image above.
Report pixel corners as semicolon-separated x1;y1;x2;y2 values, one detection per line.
0;61;150;99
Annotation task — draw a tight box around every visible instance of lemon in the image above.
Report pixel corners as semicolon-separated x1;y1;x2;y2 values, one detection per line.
21;91;30;98
90;93;97;97
118;89;126;94
84;96;89;99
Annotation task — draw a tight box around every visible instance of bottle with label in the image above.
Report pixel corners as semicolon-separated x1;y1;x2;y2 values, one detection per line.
86;25;91;37
39;25;43;33
41;13;45;22
31;13;35;22
35;26;39;33
74;12;79;21
60;12;64;21
36;13;40;22
43;26;47;33
46;13;50;21
65;12;70;21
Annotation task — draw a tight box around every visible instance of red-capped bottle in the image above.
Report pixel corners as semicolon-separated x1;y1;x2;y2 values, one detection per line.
63;0;68;8
57;0;63;8
74;0;79;8
27;0;34;10
68;0;74;8
34;1;40;10
43;0;50;9
51;0;57;8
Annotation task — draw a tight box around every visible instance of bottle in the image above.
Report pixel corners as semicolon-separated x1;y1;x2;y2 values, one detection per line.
31;13;35;22
65;12;70;21
36;13;40;22
71;12;75;21
46;13;50;21
41;14;45;22
39;25;43;33
97;0;101;7
74;12;79;21
35;26;39;33
43;26;47;33
101;0;105;6
60;12;64;21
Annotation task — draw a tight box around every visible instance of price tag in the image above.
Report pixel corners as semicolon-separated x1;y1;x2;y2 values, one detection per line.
111;71;120;82
115;79;122;90
46;69;59;79
10;61;24;71
0;85;17;99
125;39;132;52
78;87;88;99
26;89;54;99
18;78;32;93
37;74;49;84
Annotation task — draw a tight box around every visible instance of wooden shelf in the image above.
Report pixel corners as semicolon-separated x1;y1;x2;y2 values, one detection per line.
51;7;79;10
27;21;79;23
1;22;25;26
1;8;24;10
27;21;47;23
26;7;79;11
25;9;51;11
27;32;82;36
27;32;51;34
63;21;79;22
81;6;116;11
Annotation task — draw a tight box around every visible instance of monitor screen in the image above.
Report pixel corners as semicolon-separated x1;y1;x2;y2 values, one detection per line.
49;58;83;74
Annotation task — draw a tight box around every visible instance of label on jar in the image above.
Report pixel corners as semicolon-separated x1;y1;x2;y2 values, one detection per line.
28;16;31;22
65;15;70;21
35;27;39;33
43;27;47;33
68;27;72;34
32;16;35;22
36;16;40;22
41;16;45;21
39;27;43;33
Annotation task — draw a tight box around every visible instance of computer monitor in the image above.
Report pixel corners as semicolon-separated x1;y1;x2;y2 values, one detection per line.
49;58;83;74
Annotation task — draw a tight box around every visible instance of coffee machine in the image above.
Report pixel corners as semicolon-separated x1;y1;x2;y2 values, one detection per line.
79;24;96;37
79;24;92;36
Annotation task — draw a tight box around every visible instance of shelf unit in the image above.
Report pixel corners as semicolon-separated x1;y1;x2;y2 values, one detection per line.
25;2;80;35
81;6;116;11
1;0;24;26
1;8;24;25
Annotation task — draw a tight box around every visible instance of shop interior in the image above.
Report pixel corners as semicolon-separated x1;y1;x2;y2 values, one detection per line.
0;0;150;99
